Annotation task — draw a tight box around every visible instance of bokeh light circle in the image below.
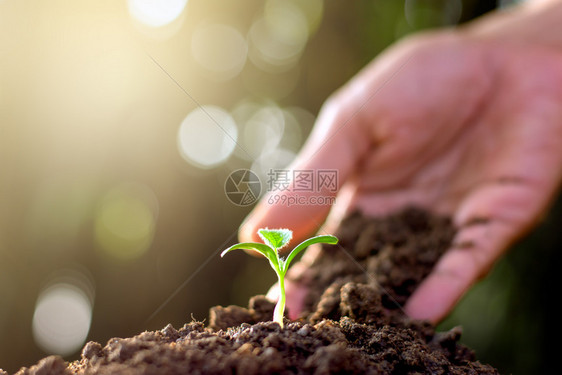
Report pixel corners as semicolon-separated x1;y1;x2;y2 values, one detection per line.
94;183;158;261
191;23;248;81
178;105;238;168
127;0;188;28
32;284;92;356
248;5;308;73
285;0;324;34
251;148;297;183
264;0;310;46
242;105;285;160
278;108;303;153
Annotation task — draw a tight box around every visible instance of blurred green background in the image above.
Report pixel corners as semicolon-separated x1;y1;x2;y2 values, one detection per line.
0;0;557;374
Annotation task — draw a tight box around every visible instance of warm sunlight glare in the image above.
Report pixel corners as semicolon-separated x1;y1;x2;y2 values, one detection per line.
127;0;188;27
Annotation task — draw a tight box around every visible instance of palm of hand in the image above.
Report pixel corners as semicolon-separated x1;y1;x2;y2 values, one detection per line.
334;32;562;321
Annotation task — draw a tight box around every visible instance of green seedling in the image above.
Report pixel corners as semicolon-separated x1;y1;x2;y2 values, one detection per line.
221;228;338;328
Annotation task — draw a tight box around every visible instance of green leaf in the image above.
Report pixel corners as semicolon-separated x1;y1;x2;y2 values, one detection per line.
221;242;279;270
282;235;338;274
258;228;293;250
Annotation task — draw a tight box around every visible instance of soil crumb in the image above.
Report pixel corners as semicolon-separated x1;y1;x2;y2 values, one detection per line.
10;207;499;375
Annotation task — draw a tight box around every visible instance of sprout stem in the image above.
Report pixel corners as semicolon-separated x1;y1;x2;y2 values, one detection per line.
273;273;286;328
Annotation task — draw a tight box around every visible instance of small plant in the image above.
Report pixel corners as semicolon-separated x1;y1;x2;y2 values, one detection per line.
221;228;338;328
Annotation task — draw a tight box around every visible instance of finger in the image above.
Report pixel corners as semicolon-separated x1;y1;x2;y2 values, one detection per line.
266;278;308;320
405;173;559;323
404;219;511;323
239;43;421;245
266;261;311;319
240;94;371;245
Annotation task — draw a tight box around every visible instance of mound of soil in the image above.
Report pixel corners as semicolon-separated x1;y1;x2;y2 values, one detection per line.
9;207;499;375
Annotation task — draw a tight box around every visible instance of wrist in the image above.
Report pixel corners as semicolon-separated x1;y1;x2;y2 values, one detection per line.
461;0;562;49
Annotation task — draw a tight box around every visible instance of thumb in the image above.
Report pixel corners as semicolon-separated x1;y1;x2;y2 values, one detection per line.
239;96;371;246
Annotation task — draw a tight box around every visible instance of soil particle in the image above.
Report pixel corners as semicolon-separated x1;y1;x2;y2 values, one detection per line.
9;207;499;374
209;295;276;331
13;356;68;375
339;282;388;325
295;208;456;319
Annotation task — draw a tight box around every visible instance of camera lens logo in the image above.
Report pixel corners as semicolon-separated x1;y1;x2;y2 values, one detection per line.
224;169;261;206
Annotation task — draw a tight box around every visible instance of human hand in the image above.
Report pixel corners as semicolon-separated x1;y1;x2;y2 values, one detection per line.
240;28;562;323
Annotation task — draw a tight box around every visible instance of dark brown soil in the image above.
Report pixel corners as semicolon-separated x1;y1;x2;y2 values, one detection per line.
9;207;499;375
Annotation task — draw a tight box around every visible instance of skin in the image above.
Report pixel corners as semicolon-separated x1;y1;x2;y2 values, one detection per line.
240;1;562;324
